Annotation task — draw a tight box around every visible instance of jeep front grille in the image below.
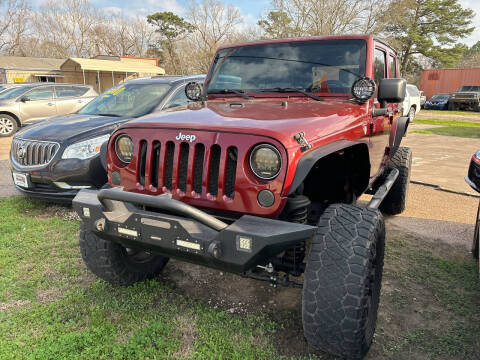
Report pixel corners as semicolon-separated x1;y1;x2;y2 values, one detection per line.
137;140;238;199
12;138;59;166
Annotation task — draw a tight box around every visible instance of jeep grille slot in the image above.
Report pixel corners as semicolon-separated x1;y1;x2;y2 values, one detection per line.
224;146;237;198
138;140;147;186
178;142;189;192
208;145;221;196
12;138;59;166
151;141;161;188
164;141;175;190
192;144;205;194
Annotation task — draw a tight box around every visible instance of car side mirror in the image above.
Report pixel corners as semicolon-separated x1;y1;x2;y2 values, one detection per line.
378;78;406;104
372;78;407;117
20;96;30;102
185;82;203;102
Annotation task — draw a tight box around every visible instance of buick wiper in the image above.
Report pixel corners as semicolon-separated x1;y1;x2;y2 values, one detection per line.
96;113;122;117
207;89;252;100
260;87;323;101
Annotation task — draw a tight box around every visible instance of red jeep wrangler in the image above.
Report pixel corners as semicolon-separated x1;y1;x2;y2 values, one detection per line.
73;35;411;359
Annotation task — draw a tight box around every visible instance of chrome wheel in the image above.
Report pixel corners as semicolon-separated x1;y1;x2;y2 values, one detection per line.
408;107;415;122
0;117;14;135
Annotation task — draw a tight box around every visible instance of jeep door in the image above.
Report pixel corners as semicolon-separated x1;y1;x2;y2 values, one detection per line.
18;86;56;123
369;47;391;178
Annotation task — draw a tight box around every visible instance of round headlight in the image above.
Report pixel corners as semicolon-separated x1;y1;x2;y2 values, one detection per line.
249;144;282;180
351;77;376;102
185;82;203;101
115;134;133;163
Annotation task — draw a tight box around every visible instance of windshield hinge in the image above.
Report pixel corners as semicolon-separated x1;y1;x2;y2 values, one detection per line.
293;132;312;152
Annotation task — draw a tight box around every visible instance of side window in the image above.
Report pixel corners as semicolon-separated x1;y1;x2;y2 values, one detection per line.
389;55;397;78
26;86;53;100
165;85;193;109
374;48;386;85
55;85;88;98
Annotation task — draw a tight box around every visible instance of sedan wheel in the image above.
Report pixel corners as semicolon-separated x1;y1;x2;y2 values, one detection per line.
408;107;415;122
0;115;17;137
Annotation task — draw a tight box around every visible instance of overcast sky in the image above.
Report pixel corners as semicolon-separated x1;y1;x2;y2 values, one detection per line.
92;0;479;46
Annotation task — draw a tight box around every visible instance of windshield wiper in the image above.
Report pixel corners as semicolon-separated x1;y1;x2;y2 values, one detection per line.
207;89;252;100
96;113;122;117
260;87;323;101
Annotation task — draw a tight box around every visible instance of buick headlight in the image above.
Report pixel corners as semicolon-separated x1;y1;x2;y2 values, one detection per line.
115;134;134;163
62;134;110;160
249;144;282;180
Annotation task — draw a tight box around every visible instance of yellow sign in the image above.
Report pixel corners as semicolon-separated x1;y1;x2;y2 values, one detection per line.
14;77;25;83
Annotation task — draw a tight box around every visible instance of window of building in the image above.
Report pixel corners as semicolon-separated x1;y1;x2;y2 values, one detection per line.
38;76;56;83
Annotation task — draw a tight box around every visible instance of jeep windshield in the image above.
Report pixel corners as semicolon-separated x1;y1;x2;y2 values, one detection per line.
206;39;366;97
459;86;480;92
78;82;171;118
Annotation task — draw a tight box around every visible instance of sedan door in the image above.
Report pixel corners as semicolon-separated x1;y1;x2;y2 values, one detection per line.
18;86;56;123
54;85;93;115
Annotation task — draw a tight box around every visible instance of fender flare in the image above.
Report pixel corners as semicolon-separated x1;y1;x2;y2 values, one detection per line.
391;116;409;156
287;139;369;195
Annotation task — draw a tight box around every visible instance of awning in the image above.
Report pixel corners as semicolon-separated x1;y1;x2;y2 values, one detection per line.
64;58;165;74
34;73;64;77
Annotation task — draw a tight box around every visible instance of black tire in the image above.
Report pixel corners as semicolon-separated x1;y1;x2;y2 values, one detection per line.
0;114;18;137
448;101;455;111
473;204;479;260
302;204;385;360
380;147;412;215
79;223;169;286
474;103;480;113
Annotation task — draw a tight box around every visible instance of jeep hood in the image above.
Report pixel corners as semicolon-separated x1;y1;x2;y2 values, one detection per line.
122;99;368;148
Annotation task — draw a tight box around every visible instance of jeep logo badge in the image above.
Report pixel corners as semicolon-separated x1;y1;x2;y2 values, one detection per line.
175;132;196;142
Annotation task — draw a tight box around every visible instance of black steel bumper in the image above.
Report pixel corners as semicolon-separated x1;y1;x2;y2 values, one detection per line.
72;189;317;274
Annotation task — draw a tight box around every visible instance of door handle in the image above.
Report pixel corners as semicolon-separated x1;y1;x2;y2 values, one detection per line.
47;103;54;106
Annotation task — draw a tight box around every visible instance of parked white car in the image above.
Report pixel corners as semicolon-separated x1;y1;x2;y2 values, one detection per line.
402;84;421;122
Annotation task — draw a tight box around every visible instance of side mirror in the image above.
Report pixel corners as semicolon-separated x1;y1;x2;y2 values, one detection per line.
19;96;29;102
185;82;203;102
377;78;407;104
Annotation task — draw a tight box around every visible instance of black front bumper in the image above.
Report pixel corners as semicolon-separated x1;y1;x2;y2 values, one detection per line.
72;189;316;274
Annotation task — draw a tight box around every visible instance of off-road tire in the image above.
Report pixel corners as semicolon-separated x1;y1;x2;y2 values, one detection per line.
473;204;479;260
448;102;455;111
474;103;480;113
79;223;169;285
302;204;385;360
0;114;18;137
380;147;412;215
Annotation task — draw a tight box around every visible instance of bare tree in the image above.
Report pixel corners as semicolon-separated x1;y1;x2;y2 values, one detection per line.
259;0;392;37
185;0;243;73
0;0;31;54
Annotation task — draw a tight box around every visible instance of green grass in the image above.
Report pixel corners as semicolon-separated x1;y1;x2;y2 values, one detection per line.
415;118;480;127
412;126;480;138
377;235;480;359
1;196;480;359
420;109;480;117
0;197;277;360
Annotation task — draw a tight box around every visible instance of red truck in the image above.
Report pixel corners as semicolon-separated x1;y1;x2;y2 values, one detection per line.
73;35;411;359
